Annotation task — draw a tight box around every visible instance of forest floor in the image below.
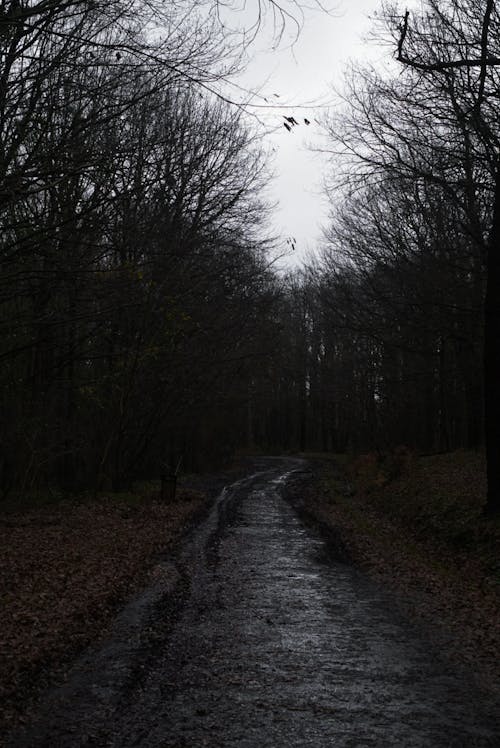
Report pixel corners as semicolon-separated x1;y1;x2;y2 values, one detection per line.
0;466;245;735
7;456;500;747
2;451;499;740
294;449;500;699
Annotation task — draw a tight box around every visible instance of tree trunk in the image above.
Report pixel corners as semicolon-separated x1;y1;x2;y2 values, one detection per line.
484;156;500;515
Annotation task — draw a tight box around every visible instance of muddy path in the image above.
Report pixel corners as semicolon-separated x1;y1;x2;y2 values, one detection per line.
9;457;500;746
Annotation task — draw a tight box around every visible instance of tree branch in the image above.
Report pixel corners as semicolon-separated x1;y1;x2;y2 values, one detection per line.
396;7;500;72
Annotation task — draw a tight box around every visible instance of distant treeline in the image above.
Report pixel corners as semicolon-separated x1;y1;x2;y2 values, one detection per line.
248;0;493;463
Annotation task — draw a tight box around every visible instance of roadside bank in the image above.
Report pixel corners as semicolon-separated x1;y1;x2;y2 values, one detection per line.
284;452;500;700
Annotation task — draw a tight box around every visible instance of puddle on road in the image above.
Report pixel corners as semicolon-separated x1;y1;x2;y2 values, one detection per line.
9;457;500;748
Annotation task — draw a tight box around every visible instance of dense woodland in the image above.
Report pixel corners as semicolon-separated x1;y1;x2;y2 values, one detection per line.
0;0;499;508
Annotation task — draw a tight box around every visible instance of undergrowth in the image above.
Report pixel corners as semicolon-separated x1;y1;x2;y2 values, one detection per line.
306;448;500;589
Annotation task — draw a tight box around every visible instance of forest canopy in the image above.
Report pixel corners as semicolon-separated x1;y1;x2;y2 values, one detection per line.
0;0;497;514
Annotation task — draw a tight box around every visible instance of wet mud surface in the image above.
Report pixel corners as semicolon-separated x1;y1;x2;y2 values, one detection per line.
9;457;500;746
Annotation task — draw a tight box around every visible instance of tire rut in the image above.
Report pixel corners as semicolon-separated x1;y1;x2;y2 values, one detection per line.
9;457;500;747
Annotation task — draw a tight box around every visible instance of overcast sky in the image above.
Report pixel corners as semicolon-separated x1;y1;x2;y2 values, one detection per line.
230;0;396;267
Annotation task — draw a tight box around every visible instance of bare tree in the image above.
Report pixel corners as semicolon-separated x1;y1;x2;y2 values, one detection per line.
386;0;500;513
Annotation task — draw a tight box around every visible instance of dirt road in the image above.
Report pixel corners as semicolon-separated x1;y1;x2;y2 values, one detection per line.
10;457;500;746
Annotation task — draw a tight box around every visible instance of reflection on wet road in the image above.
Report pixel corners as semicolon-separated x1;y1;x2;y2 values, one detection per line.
12;457;500;746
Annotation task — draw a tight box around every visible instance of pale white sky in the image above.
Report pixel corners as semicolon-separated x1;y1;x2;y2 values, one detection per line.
229;0;398;267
